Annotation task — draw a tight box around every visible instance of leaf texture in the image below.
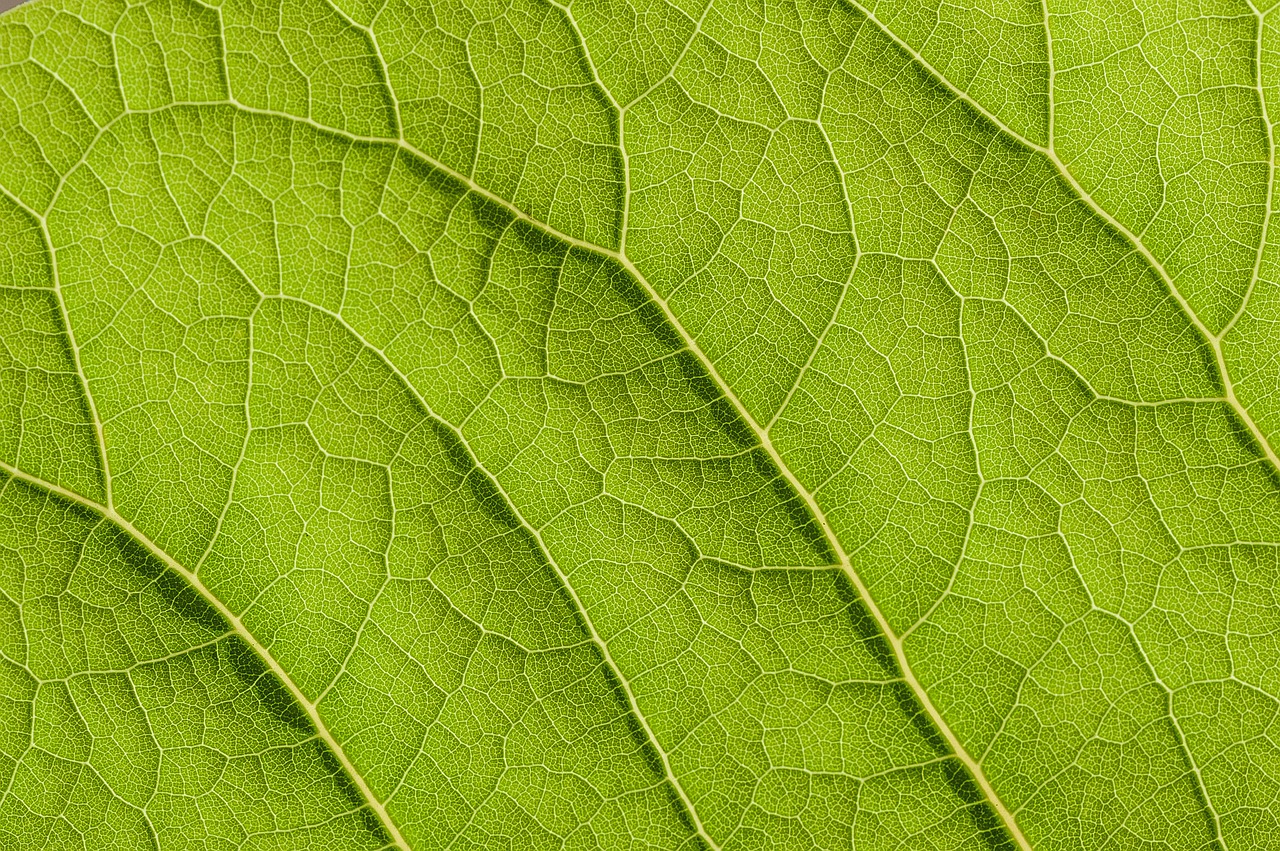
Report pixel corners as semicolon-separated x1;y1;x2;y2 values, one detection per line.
1;0;1279;848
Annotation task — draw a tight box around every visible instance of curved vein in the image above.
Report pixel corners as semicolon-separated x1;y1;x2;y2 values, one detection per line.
842;0;1280;479
0;457;413;851
5;93;720;849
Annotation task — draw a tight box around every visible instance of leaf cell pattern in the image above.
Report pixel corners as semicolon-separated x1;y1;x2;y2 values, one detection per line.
1;0;1279;849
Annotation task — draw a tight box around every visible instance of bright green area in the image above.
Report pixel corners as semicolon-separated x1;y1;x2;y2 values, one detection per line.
1;0;1279;849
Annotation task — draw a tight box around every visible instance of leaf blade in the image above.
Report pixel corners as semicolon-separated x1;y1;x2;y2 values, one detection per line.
4;0;1280;848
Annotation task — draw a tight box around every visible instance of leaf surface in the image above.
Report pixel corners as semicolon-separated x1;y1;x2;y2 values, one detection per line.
1;0;1279;849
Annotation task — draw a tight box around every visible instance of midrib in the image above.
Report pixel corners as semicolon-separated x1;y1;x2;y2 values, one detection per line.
192;98;1032;849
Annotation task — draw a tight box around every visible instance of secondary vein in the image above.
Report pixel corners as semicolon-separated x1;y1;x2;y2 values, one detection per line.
268;292;723;851
612;259;1038;851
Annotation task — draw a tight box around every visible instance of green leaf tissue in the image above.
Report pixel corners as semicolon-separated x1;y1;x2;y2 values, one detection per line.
1;0;1278;848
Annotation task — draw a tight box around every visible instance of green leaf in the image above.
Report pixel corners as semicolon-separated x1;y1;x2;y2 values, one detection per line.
1;0;1278;848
